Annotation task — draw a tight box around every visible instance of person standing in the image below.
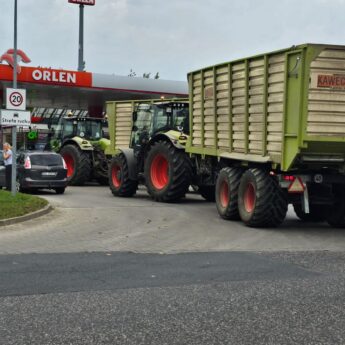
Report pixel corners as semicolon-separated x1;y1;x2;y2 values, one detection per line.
3;142;13;191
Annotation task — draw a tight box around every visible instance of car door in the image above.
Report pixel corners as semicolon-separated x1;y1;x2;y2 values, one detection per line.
0;150;6;187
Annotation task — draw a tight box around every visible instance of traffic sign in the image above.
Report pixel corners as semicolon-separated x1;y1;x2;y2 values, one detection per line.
0;109;31;126
6;88;26;111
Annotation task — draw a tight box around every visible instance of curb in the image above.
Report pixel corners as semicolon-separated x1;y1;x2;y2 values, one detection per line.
0;204;53;227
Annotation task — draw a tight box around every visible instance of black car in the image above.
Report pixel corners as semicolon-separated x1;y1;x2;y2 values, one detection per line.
0;150;68;194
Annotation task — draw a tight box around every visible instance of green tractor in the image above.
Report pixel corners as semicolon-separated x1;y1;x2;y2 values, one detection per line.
49;116;110;186
108;101;192;202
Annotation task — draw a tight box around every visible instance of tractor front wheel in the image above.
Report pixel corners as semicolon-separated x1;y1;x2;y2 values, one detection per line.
109;154;138;197
60;144;91;186
144;141;192;202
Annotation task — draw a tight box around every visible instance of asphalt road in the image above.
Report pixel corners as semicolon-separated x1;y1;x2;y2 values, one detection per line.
0;185;344;344
0;251;345;345
0;185;344;254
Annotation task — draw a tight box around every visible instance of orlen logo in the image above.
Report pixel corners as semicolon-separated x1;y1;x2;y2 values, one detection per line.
0;49;31;73
32;69;77;84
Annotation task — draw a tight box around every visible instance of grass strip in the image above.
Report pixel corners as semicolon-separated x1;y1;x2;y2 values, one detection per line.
0;190;48;220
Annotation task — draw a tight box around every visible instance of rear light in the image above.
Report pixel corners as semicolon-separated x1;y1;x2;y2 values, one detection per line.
62;158;67;170
24;157;31;169
283;175;295;182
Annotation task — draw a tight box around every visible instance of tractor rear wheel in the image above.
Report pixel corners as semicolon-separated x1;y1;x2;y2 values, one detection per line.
238;168;287;227
144;140;192;202
109;154;138;197
60;144;91;186
215;167;242;220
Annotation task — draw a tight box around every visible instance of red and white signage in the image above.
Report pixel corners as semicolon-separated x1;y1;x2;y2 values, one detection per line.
288;177;305;194
317;74;345;89
68;0;95;5
6;88;26;111
0;64;92;88
32;69;77;84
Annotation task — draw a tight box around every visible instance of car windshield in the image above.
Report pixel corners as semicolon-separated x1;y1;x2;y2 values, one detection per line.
30;154;63;166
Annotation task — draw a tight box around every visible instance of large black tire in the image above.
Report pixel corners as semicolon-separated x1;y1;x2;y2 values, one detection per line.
198;185;215;201
144;140;192;202
326;186;345;228
238;168;288;227
109;154;138;197
293;203;327;222
215;167;242;220
60;144;91;186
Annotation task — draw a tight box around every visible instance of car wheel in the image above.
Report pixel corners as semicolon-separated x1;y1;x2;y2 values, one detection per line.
55;187;66;194
16;179;26;193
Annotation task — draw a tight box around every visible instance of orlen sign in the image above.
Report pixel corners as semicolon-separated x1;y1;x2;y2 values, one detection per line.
32;69;77;84
0;64;92;88
68;0;95;5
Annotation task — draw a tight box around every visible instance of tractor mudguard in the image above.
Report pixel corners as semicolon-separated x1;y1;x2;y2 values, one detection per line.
149;130;188;149
64;137;94;151
117;148;138;180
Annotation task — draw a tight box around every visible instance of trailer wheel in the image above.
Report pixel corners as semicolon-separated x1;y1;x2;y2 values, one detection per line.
60;144;91;186
198;185;216;201
293;204;327;222
144;140;192;202
238;168;288;227
215;167;242;220
109;154;138;197
326;187;345;228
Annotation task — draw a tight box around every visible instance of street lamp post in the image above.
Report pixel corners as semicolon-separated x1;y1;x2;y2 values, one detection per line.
11;0;18;196
78;4;84;71
68;0;96;71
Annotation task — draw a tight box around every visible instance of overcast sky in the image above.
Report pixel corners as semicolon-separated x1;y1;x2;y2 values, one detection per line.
0;0;345;81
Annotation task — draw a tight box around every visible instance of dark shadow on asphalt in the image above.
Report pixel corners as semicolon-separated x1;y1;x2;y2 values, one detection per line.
0;251;320;298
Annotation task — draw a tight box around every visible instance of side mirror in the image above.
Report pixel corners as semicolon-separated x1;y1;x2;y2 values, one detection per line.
132;111;138;123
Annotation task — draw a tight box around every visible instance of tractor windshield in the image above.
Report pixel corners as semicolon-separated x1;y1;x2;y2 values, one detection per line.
131;102;189;148
77;120;102;140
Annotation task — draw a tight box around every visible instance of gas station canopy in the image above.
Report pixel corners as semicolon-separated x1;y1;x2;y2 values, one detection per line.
0;64;188;117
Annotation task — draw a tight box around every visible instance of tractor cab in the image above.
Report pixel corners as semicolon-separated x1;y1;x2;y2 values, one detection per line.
51;117;105;142
130;101;189;152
